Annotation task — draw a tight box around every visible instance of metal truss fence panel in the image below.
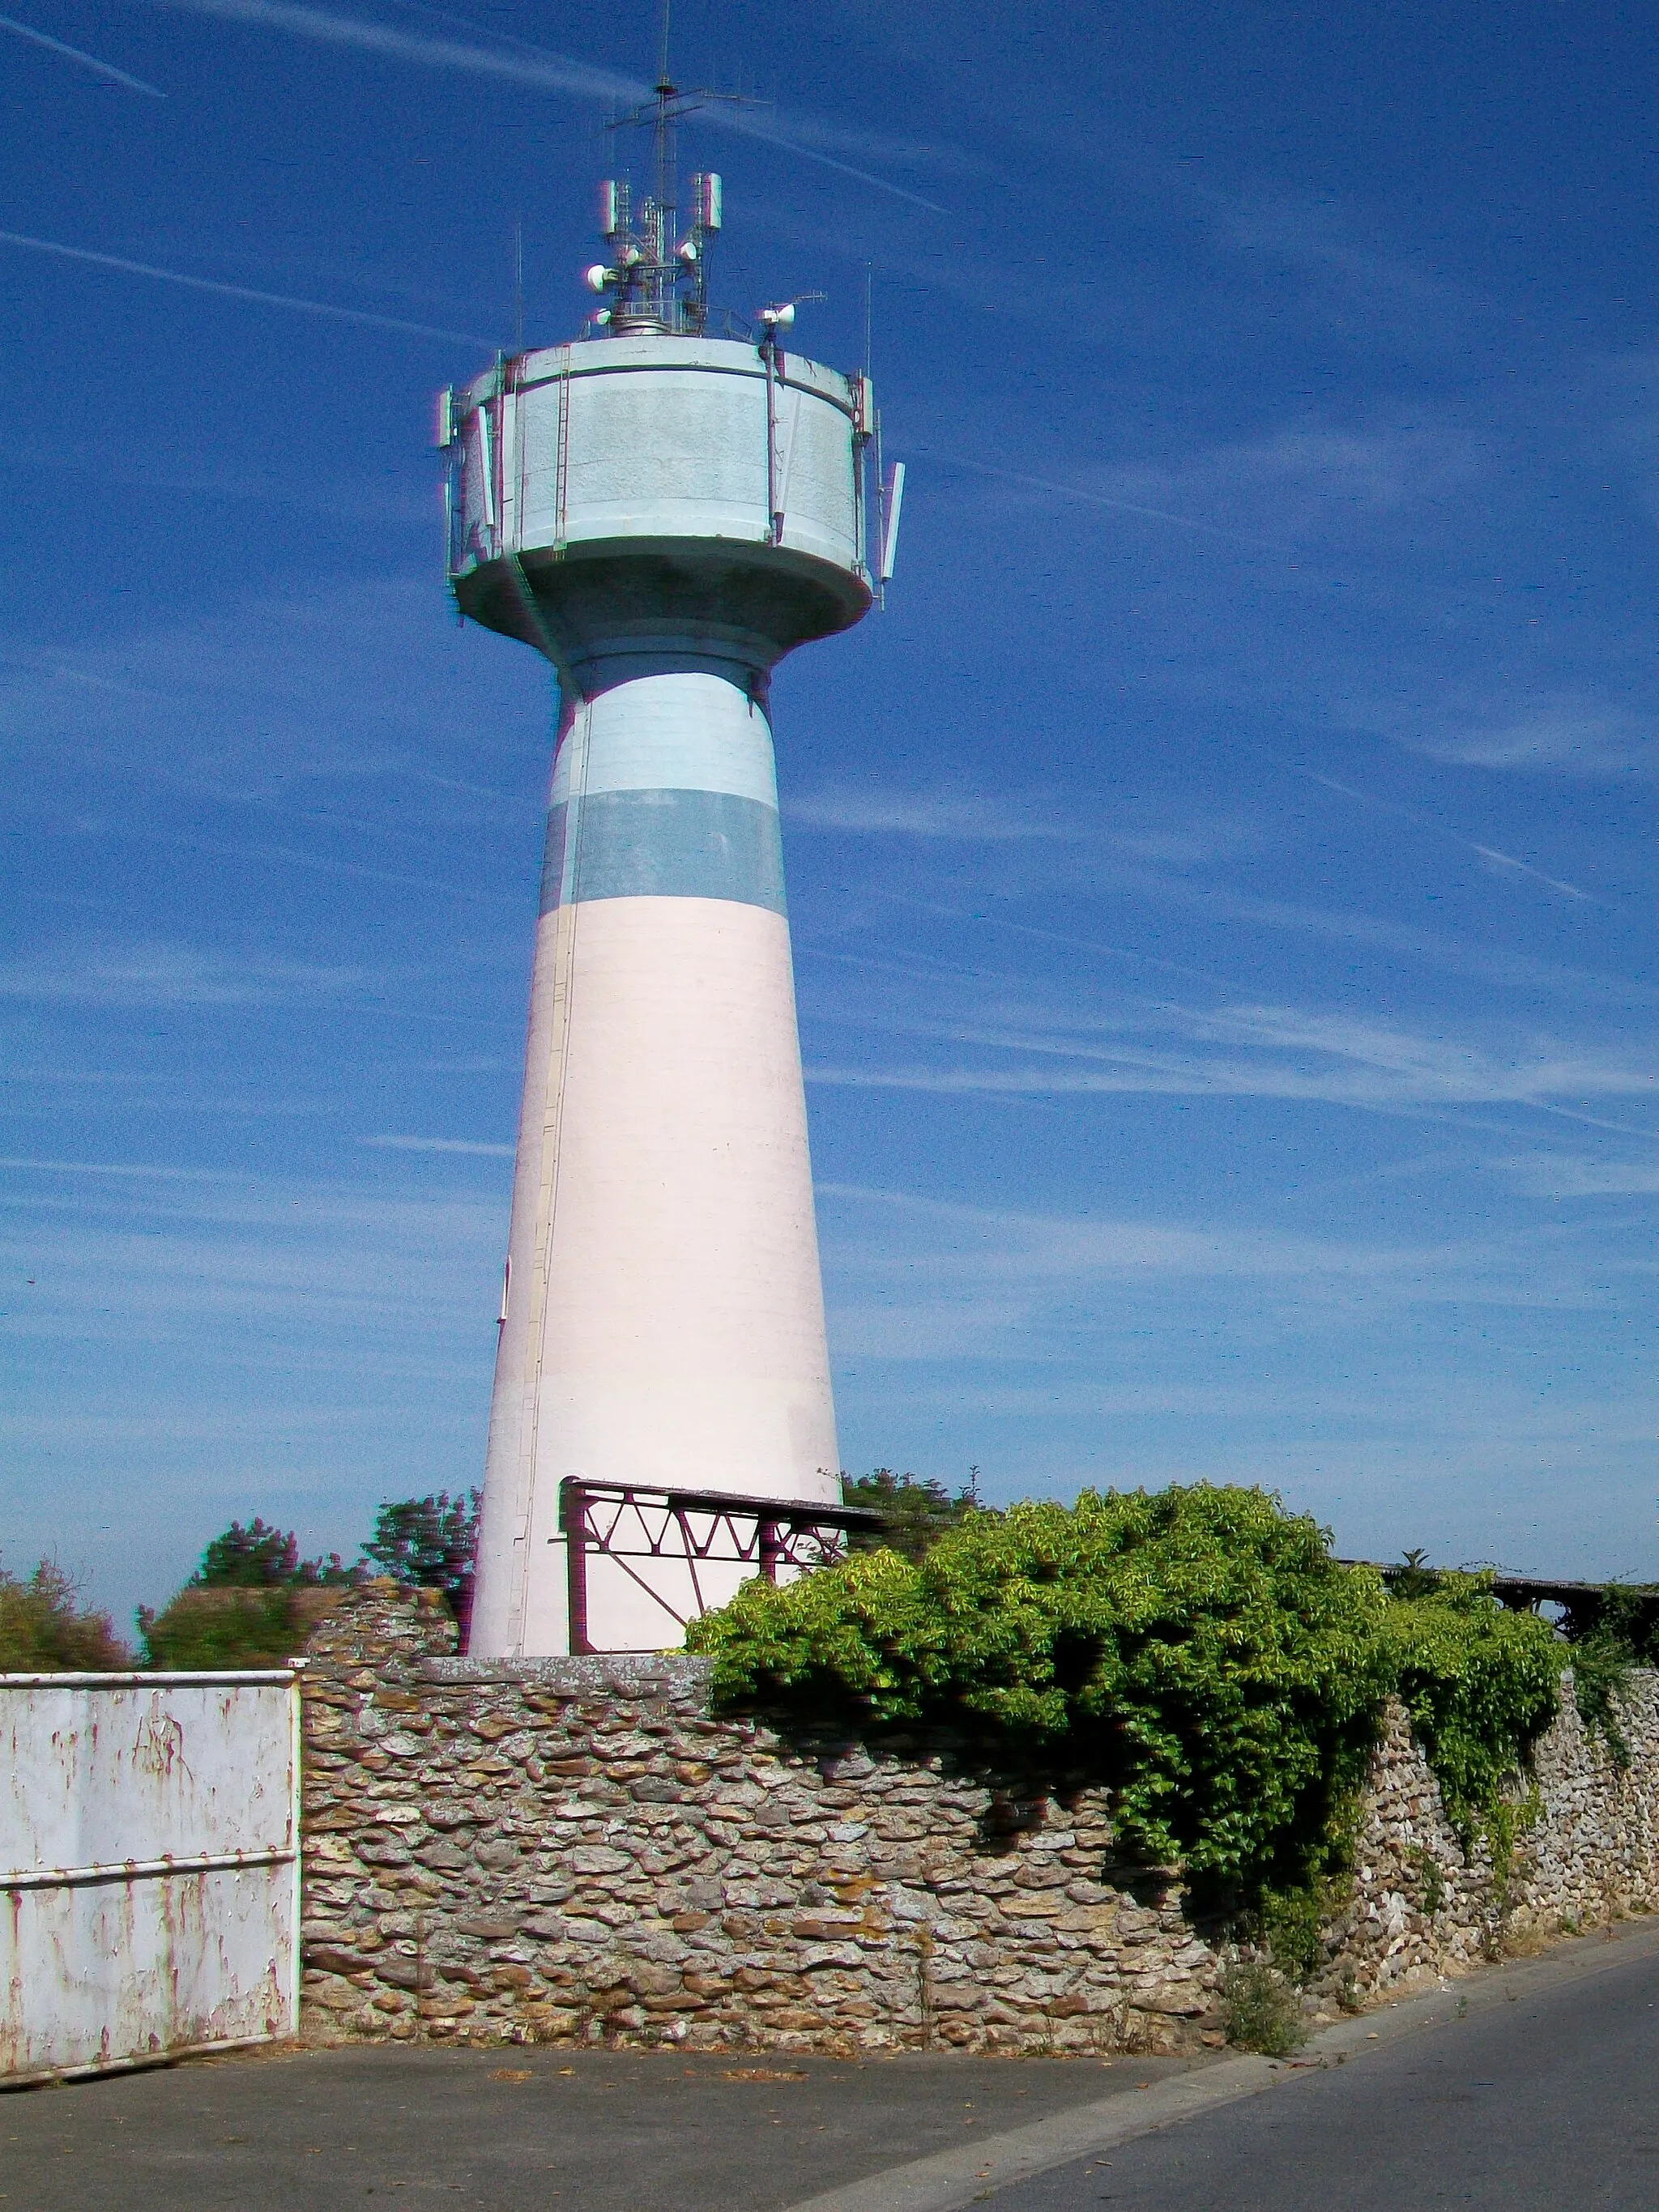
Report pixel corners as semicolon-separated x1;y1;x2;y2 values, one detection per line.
0;1672;301;2085
560;1482;883;1652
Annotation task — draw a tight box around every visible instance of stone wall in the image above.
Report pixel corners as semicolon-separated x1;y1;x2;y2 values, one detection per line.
298;1585;1659;2054
1311;1670;1659;2006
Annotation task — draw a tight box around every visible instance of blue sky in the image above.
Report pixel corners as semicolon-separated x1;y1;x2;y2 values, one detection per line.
3;0;1657;1626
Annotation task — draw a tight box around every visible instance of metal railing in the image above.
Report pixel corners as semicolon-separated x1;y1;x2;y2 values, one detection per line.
559;1480;882;1655
1343;1561;1659;1643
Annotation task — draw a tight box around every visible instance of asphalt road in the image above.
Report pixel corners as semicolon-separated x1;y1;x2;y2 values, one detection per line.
983;1924;1659;2212
0;2043;1205;2211
4;1921;1657;2212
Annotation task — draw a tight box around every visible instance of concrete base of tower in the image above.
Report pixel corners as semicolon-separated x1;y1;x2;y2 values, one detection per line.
469;893;840;1660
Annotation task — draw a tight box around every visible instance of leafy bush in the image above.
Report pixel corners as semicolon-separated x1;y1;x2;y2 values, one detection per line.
841;1469;979;1564
1564;1631;1635;1768
0;1559;130;1671
688;1485;1392;1909
1257;1873;1353;1980
139;1584;340;1669
1219;1957;1307;2055
1380;1573;1560;1843
689;1486;1579;1925
194;1516;349;1590
1559;1586;1659;1769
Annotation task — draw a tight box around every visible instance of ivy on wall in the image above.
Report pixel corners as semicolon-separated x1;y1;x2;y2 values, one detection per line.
688;1484;1564;1916
1380;1573;1561;1839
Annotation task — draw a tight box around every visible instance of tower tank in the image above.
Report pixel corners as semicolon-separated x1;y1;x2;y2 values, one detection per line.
443;119;893;1654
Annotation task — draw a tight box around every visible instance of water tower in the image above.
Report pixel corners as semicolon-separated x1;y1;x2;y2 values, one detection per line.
441;74;902;1656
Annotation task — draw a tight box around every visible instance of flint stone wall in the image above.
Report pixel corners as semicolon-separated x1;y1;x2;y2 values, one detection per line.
299;1586;1659;2053
1312;1669;1659;2005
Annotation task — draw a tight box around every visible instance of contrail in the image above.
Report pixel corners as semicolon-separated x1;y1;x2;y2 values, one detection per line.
143;0;947;210
0;227;497;344
946;454;1286;550
1294;765;1601;904
0;10;166;93
143;0;632;98
720;111;949;214
374;0;952;210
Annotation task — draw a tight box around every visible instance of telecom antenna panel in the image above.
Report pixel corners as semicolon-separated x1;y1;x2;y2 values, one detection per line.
437;57;900;1656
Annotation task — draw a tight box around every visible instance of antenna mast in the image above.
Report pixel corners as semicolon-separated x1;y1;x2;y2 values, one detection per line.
585;7;757;336
656;0;674;231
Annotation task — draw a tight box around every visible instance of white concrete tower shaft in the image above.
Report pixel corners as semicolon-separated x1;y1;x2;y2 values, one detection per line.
444;321;876;1656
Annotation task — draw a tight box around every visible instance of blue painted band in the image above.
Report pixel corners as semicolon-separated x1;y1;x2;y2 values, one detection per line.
540;788;787;915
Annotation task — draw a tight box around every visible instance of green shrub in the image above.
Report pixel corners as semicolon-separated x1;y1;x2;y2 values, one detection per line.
1258;1873;1353;1980
1220;1957;1307;2055
1568;1633;1636;1768
689;1485;1584;1927
0;1559;130;1671
1562;1587;1659;1769
1379;1573;1560;1845
193;1516;350;1589
361;1491;480;1623
139;1515;352;1669
138;1584;339;1669
689;1484;1392;1909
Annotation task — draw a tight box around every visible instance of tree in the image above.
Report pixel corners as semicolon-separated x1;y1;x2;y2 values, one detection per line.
361;1491;480;1630
842;1468;980;1563
194;1517;349;1588
0;1558;130;1670
139;1515;349;1669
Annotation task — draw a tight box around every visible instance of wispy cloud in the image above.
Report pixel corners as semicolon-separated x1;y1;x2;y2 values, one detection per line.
940;419;1479;574
838;853;1649;1008
789;786;1258;871
811;994;1659;1122
824;1179;1430;1284
143;0;949;210
0;1154;247;1183
1106;423;1469;536
787;784;1077;841
817;1183;1616;1372
362;1134;513;1155
0;1153;505;1618
1287;765;1601;902
144;0;631;96
1489;1153;1659;1199
941;454;1285;550
0;10;165;93
0;227;495;345
1210;182;1457;318
0;576;539;801
0;939;367;1008
1120;154;1472;345
1097;865;1649;1004
1401;697;1654;779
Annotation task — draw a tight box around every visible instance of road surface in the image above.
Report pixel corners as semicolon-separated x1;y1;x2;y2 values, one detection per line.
2;1918;1656;2210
